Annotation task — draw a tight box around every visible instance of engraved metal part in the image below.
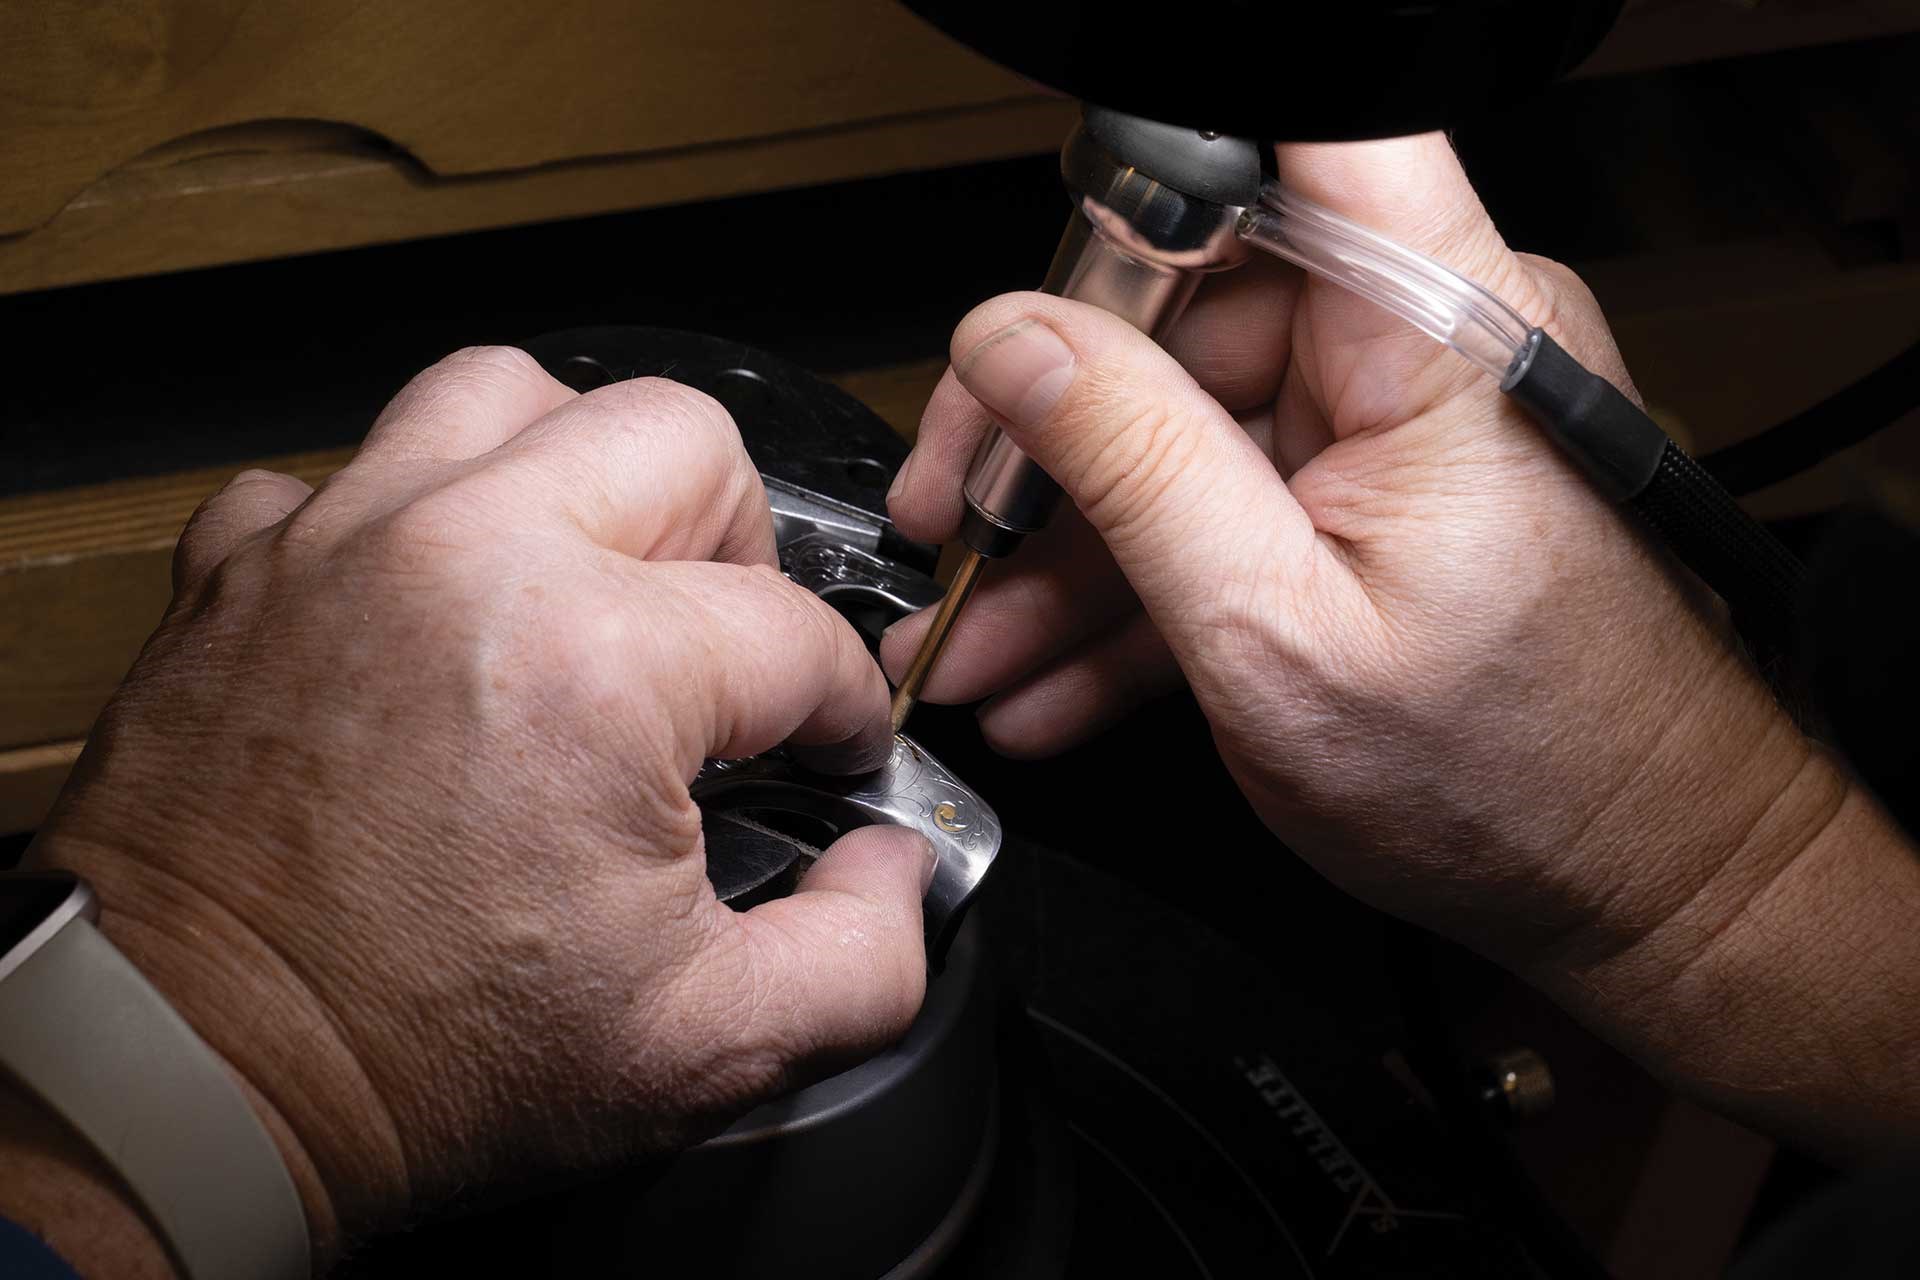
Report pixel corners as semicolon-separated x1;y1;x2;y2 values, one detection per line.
708;467;1001;961
692;737;1002;962
766;477;890;562
780;531;944;624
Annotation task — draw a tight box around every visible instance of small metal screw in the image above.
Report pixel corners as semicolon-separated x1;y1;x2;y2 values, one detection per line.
1479;1048;1555;1125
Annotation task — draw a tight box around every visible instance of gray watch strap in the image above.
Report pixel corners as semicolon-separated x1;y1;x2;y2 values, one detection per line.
0;915;310;1280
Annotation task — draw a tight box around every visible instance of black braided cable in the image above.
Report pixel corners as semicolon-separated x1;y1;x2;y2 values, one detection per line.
1628;441;1808;649
1504;332;1808;659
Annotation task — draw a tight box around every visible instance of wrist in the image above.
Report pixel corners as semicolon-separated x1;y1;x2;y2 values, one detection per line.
0;1076;174;1278
1516;628;1827;975
1529;737;1920;1162
24;829;409;1264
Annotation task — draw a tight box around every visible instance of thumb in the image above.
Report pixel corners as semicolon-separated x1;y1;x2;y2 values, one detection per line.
949;293;1326;655
1276;133;1521;303
727;825;933;1072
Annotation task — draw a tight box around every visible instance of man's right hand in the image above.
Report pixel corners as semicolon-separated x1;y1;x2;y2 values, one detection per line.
884;135;1920;1163
14;347;934;1271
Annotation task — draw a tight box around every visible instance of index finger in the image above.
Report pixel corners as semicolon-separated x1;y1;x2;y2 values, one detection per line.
625;560;894;777
889;255;1302;548
455;376;778;570
359;346;577;464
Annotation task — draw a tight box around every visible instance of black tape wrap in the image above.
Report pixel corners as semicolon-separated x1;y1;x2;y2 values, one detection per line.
1503;331;1807;654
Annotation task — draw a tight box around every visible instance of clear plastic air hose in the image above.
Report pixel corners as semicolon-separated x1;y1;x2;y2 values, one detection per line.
1236;182;1532;381
1236;179;1805;665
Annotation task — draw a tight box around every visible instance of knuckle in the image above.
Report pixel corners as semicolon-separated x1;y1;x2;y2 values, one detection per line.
1419;206;1508;281
720;452;773;541
175;538;273;619
740;559;790;591
375;346;557;444
643;376;733;429
756;569;856;684
443;343;550;391
799;590;858;676
743;561;834;638
172;470;309;594
224;466;294;494
1205;564;1297;656
584;377;739;447
274;482;349;549
1513;252;1590;306
1512;255;1585;333
846;976;925;1050
1068;392;1200;547
169;536;200;595
170;507;221;595
542;600;636;710
348;489;478;576
1511;253;1636;394
656;380;752;477
565;377;754;493
693;1034;795;1115
177;553;233;615
175;489;225;548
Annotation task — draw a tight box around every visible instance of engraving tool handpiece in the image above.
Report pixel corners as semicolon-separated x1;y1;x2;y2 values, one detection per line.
890;109;1263;730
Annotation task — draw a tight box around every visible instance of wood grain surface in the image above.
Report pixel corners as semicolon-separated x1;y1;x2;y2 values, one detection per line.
6;1;1919;295
0;0;1036;237
0;98;1075;294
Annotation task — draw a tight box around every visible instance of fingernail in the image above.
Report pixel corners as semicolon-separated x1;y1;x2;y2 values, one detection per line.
915;833;939;894
955;321;1076;427
885;449;917;507
879;612;911;644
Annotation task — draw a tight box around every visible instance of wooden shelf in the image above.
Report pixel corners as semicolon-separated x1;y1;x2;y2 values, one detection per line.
0;0;1049;237
5;0;1917;296
0;98;1074;295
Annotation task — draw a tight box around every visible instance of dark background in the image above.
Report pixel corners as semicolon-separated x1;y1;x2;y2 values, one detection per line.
5;23;1918;1279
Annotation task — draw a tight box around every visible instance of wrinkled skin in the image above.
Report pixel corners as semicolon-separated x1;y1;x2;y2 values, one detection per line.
23;348;934;1263
884;135;1919;1163
5;136;1917;1280
885;134;1792;963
